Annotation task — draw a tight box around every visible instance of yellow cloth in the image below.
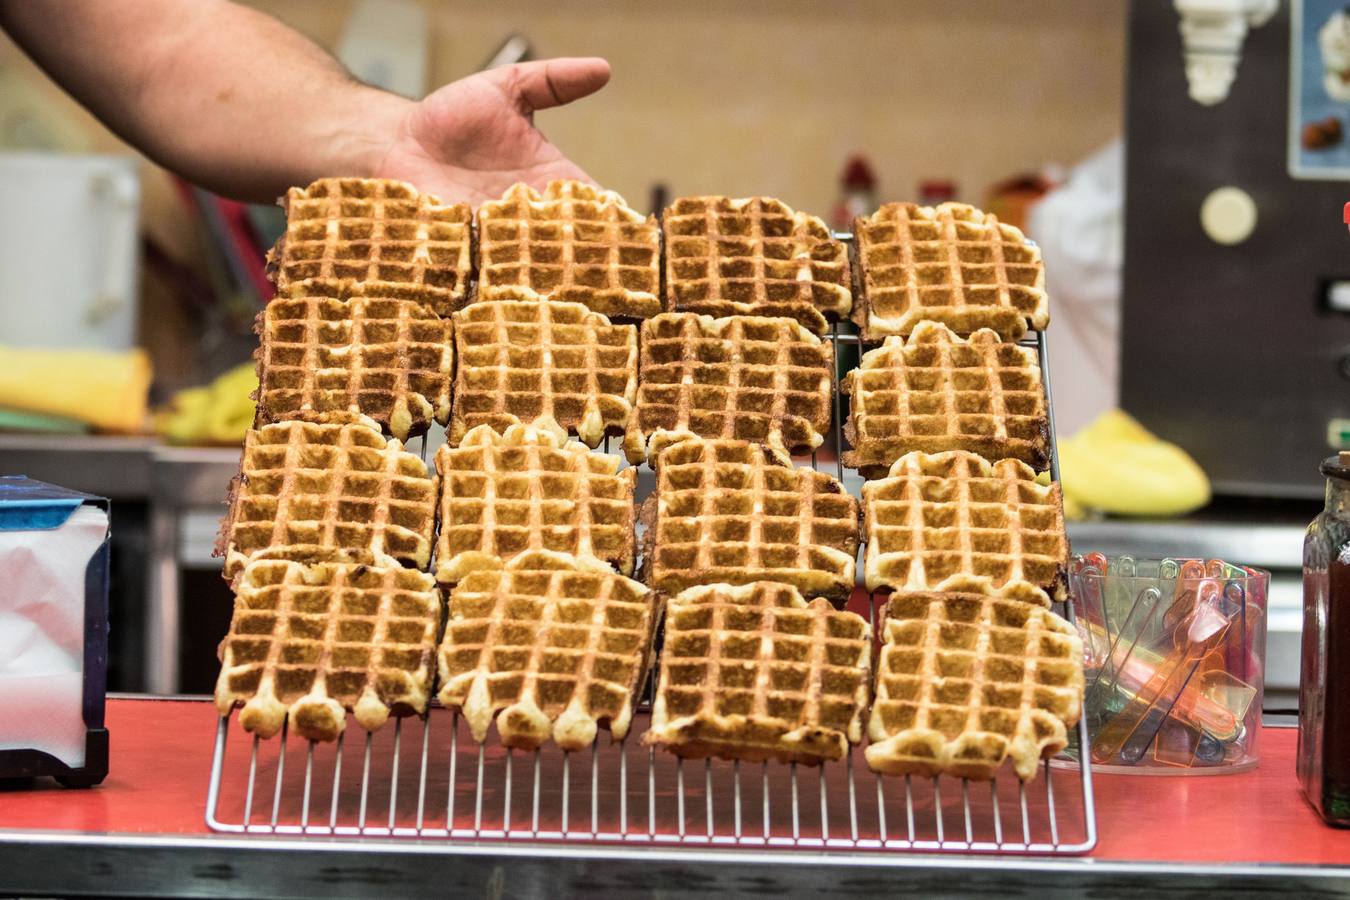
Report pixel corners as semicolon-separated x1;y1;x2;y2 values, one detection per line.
0;345;151;432
154;362;257;446
1059;409;1211;518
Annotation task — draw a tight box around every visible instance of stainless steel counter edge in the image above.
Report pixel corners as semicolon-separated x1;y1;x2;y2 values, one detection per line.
1;829;1347;898
1066;519;1307;570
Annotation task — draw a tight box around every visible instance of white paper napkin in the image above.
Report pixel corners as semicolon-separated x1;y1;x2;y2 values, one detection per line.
0;504;107;768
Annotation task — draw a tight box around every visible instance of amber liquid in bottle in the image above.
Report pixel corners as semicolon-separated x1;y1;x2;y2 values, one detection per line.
1300;457;1350;825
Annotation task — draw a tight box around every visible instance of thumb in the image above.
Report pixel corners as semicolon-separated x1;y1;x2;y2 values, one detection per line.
495;57;611;112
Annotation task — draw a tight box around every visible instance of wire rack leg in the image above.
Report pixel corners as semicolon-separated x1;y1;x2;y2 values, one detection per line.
301;741;314;831
677;758;686;839
329;731;344;831
415;715;430;833
562;751;571;836
531;748;541;837
705;758;714;839
244;734;259;827
990;778;1003;847
358;731;372;832
904;775;915;844
271;722;289;829
388;718;403;832
762;762;770;842
932;776;944;845
504;749;515;835
733;759;743;842
447;713;458;832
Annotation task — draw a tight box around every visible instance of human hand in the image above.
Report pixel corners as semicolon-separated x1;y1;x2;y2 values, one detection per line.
374;57;611;206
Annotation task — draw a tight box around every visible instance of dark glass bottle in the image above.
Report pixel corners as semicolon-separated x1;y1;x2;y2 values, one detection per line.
1300;452;1350;826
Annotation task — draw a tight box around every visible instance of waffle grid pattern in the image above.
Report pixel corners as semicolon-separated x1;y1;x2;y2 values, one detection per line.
451;300;637;448
625;313;833;463
866;592;1083;781
842;321;1048;475
663;196;851;335
215;558;441;743
435;422;637;585
862;450;1067;605
641;438;859;603
438;551;659;750
221;420;438;579
476;180;661;319
271;178;473;315
645;582;871;764
256;279;453;441
853;202;1048;342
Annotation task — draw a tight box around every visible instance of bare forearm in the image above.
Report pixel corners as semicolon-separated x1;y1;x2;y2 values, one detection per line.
0;0;411;201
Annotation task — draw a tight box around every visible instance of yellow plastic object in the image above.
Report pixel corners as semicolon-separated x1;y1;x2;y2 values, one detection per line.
155;362;257;445
1059;409;1211;517
0;345;151;432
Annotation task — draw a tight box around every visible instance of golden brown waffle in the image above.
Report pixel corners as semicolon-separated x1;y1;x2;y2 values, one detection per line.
215;557;441;742
623;313;834;463
663;196;851;335
438;550;661;750
451;299;637;448
842;321;1048;476
218;419;438;579
865;591;1083;781
861;450;1068;605
269;177;473;316
255;278;453;441
476;180;661;319
435;420;637;585
639;438;859;603
852;202;1048;342
645;582;871;764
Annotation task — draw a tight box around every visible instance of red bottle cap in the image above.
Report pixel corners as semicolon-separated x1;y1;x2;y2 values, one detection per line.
842;156;876;190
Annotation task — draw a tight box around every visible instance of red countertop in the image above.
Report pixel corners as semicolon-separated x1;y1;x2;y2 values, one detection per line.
2;697;1349;866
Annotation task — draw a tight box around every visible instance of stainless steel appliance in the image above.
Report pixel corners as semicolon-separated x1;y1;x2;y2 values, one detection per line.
1121;1;1350;499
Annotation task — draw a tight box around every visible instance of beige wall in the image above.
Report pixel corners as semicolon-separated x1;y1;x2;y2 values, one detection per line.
259;0;1126;215
1;0;1126;224
0;1;1124;381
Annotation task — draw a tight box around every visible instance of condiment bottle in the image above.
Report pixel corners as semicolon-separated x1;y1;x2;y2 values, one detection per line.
1300;451;1350;826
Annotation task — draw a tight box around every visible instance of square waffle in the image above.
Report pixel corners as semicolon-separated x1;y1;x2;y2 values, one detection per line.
663;196;851;335
861;450;1068;605
623;313;834;463
438;550;661;750
476;180;661;319
842;321;1049;476
255;278;453;441
853;202;1048;342
218;419;438;580
451;299;637;448
215;557;441;742
865;591;1083;781
434;419;637;585
639;438;859;604
269;177;473;316
645;582;871;764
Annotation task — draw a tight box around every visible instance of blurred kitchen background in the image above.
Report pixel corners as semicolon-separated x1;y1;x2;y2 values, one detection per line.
0;1;1343;707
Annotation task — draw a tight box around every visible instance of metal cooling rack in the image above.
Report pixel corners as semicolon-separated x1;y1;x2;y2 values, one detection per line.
206;275;1097;855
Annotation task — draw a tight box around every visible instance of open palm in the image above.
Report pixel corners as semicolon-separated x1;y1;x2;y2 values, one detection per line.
376;57;611;206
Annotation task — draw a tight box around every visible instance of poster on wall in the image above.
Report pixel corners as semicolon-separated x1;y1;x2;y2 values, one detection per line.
1290;0;1350;178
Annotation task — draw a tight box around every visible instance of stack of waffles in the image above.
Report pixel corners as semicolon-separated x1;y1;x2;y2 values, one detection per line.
635;197;870;766
220;177;469;742
222;177;666;749
212;176;1081;784
844;201;1080;781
